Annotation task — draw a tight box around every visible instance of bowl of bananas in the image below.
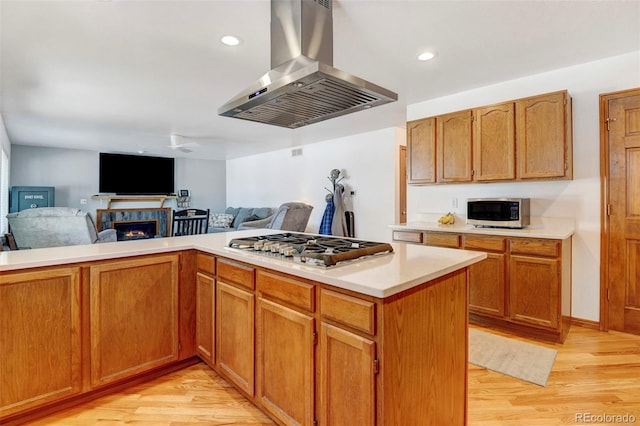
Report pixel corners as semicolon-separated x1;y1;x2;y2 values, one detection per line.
437;212;455;225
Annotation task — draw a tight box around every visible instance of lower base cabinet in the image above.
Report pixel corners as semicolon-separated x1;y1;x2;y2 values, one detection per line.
319;323;376;425
256;298;315;425
89;255;180;388
216;281;255;396
0;267;82;417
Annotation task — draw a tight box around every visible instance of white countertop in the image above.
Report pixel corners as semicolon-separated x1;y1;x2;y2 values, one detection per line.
0;229;486;299
390;216;575;240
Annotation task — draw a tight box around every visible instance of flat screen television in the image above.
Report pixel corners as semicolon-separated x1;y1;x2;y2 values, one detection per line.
99;153;175;195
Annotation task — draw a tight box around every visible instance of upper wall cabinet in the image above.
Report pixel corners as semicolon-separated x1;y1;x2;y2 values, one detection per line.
516;91;573;180
437;110;473;182
407;90;573;185
473;101;515;181
407;117;437;184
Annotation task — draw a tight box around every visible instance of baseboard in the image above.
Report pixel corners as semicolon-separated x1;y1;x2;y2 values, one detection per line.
570;316;600;330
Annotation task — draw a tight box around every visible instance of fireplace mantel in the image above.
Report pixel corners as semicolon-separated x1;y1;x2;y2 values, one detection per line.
92;195;178;209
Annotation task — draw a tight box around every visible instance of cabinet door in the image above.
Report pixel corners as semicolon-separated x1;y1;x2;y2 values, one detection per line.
473;102;515;181
216;281;255;396
256;298;314;426
509;255;560;329
89;255;180;388
0;268;82;417
319;323;376;426
437;110;473;182
196;271;215;366
516;91;572;179
407;117;437;184
468;253;506;317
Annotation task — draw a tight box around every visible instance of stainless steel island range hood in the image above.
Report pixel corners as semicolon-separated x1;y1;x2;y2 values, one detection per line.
218;0;398;129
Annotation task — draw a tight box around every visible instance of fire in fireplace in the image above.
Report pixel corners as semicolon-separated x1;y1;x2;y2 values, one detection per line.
113;220;158;241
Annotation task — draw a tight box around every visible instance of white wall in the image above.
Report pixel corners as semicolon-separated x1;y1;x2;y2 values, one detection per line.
226;127;404;242
407;51;640;322
10;145;227;216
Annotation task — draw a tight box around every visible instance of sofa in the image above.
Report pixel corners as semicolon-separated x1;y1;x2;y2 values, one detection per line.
208;207;274;233
6;207;117;249
238;202;313;232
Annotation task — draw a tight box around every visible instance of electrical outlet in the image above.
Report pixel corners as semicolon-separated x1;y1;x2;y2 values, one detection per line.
451;198;458;208
80;198;88;205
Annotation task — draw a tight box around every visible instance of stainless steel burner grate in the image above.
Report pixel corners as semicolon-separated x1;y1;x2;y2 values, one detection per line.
227;233;393;267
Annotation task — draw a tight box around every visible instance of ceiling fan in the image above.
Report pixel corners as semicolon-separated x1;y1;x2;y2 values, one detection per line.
168;134;199;153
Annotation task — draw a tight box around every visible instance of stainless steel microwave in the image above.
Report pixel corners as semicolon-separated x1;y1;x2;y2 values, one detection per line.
467;198;530;229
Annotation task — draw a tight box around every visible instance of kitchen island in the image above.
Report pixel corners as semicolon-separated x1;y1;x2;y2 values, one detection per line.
1;230;485;425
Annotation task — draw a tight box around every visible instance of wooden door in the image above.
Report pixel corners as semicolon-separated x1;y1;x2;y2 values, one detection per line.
399;145;407;223
509;255;559;329
256;298;314;426
196;272;215;366
516;91;572;179
0;268;82;417
216;281;255;396
437;110;473;182
473;102;515;181
319;323;375;426
90;255;179;388
602;88;640;335
407;117;437;184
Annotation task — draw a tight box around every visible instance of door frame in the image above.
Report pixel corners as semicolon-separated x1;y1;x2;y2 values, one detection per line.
599;87;640;332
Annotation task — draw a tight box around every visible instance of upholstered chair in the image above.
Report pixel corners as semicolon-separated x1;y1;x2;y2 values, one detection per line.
238;202;313;232
7;207;117;249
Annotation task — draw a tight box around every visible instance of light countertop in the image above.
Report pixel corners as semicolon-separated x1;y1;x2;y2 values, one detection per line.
0;229;486;299
390;216;575;240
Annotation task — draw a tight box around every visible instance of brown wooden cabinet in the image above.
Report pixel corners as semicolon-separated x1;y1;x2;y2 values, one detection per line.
255;270;315;426
437;109;473;182
319;323;376;425
406;90;572;185
407;117;437;184
393;229;572;342
0;267;82;417
473;101;515;181
89;255;180;388
464;235;507;318
216;259;256;396
516;91;573;180
318;289;377;425
195;253;216;366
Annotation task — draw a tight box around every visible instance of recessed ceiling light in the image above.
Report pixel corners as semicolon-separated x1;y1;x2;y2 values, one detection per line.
221;35;240;46
418;51;437;61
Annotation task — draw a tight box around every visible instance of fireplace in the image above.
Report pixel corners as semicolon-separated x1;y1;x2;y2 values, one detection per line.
113;220;158;241
97;208;171;238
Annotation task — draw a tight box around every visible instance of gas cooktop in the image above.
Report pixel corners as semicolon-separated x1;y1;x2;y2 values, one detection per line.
227;233;394;267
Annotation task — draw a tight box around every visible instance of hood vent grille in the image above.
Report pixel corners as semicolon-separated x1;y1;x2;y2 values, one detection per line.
235;78;382;128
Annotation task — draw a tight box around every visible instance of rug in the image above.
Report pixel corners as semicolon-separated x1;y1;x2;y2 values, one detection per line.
468;328;558;386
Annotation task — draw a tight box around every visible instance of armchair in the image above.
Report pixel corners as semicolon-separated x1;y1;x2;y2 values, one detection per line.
238;202;313;232
6;207;117;249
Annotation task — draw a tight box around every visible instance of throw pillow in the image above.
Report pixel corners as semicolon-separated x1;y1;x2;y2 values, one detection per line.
209;213;235;228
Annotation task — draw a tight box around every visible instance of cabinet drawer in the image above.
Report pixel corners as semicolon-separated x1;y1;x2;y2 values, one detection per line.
320;289;375;335
425;232;461;248
392;230;424;244
464;235;506;252
510;238;560;257
256;270;315;312
197;253;215;275
217;258;255;290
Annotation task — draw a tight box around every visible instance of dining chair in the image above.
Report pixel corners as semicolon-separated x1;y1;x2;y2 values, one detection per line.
172;208;210;236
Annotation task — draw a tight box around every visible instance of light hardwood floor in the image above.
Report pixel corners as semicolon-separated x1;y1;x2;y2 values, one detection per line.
28;325;640;425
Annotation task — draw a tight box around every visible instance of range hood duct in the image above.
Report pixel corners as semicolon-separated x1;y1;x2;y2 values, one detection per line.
218;0;398;129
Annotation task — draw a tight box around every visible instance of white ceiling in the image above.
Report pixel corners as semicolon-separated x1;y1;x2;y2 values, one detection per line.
1;0;639;160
